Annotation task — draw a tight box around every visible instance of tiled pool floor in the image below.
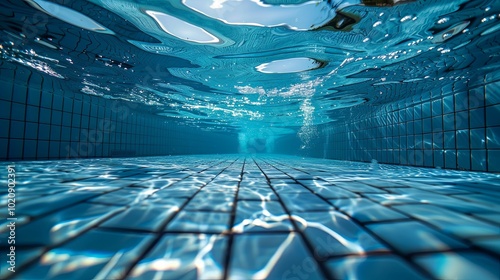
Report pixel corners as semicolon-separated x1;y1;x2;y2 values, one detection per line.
1;155;499;279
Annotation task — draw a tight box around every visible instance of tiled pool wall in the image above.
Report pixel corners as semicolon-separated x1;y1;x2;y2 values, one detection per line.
0;65;238;160
306;75;500;172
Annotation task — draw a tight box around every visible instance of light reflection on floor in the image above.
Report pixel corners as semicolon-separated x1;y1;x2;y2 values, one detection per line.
1;155;499;279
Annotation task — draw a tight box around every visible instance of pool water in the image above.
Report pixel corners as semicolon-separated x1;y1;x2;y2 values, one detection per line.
1;0;500;279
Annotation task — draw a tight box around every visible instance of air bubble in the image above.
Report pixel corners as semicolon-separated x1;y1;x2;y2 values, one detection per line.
400;15;412;22
442;32;453;39
437;17;449;24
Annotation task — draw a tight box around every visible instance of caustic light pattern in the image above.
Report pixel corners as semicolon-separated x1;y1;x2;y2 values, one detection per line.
1;155;499;279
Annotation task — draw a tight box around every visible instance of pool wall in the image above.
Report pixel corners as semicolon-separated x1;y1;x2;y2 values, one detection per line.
0;66;239;160
295;75;500;172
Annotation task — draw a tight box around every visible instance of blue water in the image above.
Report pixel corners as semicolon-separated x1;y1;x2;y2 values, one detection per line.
2;0;499;155
1;1;500;279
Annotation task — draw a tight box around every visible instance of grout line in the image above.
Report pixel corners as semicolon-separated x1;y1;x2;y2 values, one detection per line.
222;158;245;280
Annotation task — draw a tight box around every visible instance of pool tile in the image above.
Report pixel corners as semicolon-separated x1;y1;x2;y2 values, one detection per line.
269;179;297;186
273;183;311;194
165;211;231;233
18;230;154;280
293;211;388;258
100;204;179;232
141;195;188;207
89;189;152;206
131;178;179;189
363;193;419;205
414;252;500;280
13;184;73;195
388;188;494;212
330;198;407;223
287;173;315;180
325;255;428;280
237;187;277;201
171;179;207;189
129;234;227;279
279;193;334;212
0;193;43;208
14;203;123;246
264;172;290;179
393;204;500;239
228;233;324;280
328;181;387;194
367;221;468;254
16;191;100;217
0;248;44;279
239;179;268;189
67;179;136;188
357;180;406;188
185;194;235;212
232;200;293;232
203;182;238;193
411;184;474;195
452;193;500;207
470;236;500;255
473;213;500;225
298;180;359;199
152;186;200;198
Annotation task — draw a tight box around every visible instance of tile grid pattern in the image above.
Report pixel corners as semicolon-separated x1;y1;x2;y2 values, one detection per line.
261;159;433;278
251;158;336;279
0;156;235;278
0;66;238;160
267;158;499;278
121;157;242;279
315;78;500;172
1;155;499;279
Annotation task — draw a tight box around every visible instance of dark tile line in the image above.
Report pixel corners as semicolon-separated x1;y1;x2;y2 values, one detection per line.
222;158;245;280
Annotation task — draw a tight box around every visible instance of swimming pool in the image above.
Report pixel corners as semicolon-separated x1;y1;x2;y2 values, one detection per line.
1;0;499;279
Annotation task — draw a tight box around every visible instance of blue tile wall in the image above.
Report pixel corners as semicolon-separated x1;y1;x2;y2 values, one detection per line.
311;77;500;172
0;68;238;160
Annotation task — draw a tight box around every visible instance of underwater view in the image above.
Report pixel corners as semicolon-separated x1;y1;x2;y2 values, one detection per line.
1;0;500;279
